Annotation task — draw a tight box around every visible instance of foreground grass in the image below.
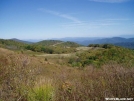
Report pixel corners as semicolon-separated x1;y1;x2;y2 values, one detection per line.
53;64;134;101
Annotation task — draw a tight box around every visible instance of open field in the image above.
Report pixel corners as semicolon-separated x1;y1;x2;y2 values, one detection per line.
76;46;93;51
36;53;76;58
36;46;93;58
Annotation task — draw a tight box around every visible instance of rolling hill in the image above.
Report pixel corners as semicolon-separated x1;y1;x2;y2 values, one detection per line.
69;44;134;67
0;39;27;50
55;41;82;47
1;37;134;50
10;38;33;44
35;40;63;46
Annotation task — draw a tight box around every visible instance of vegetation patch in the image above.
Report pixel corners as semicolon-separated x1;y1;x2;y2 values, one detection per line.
69;44;134;68
28;83;54;101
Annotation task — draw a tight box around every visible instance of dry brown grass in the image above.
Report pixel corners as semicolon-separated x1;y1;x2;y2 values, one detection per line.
0;48;46;101
53;64;134;101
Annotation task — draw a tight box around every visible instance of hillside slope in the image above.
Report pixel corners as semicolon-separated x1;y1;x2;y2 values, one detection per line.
35;40;63;46
56;41;81;47
10;38;33;44
0;39;27;50
69;44;134;67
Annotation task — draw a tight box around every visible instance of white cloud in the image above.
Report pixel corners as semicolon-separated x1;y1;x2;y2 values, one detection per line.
102;18;130;21
89;0;130;3
61;18;129;29
38;8;81;23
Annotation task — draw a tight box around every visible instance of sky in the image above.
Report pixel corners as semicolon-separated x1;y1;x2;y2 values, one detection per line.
0;0;134;39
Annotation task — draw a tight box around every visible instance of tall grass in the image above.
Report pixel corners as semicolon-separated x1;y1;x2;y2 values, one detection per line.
0;49;39;101
54;64;134;101
27;84;54;101
0;63;36;101
1;58;134;101
27;78;54;101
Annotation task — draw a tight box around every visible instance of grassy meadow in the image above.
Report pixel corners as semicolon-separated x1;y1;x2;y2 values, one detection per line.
0;43;134;101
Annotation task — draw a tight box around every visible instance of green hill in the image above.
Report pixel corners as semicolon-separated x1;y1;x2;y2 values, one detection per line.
25;40;81;54
0;39;27;50
10;38;33;44
35;40;63;46
69;44;134;67
56;41;81;47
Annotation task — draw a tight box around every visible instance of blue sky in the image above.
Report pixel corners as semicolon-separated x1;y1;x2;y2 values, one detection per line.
0;0;134;39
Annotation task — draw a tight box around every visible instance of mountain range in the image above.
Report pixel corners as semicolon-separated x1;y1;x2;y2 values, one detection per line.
1;37;134;49
50;37;134;49
76;37;134;45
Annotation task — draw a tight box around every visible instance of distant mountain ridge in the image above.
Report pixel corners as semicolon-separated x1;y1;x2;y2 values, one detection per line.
51;37;134;49
114;42;134;49
79;37;134;45
10;38;33;44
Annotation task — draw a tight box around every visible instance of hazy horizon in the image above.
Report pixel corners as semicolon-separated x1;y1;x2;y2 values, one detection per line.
1;34;133;42
0;0;134;39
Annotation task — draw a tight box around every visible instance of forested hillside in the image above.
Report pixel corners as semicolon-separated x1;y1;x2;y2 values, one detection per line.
35;40;63;46
10;38;33;44
0;39;27;50
56;41;81;47
0;39;80;54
